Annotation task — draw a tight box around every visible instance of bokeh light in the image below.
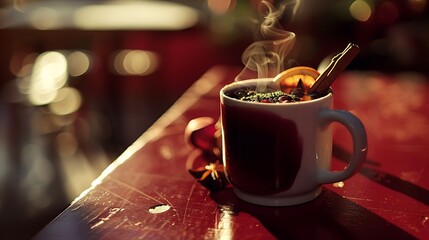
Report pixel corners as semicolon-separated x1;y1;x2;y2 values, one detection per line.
29;7;62;30
49;87;82;116
207;0;236;15
67;51;91;77
73;1;199;30
113;50;159;76
350;0;372;22
408;0;427;12
9;52;38;77
28;51;68;105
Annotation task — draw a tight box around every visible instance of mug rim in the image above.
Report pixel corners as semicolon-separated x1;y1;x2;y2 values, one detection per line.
220;78;333;106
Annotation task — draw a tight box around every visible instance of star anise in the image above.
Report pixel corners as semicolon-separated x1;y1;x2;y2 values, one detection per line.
188;160;228;191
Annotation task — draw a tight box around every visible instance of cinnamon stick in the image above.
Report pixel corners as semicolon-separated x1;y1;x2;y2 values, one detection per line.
308;43;360;95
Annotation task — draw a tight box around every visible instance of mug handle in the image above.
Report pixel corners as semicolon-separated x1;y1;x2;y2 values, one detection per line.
317;109;367;184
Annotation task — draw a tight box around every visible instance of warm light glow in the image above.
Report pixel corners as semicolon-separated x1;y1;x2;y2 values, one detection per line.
408;0;427;12
29;7;62;30
3;1;199;30
49;87;82;116
67;51;91;77
350;0;372;22
113;50;159;76
73;1;200;30
28;51;68;105
208;0;236;15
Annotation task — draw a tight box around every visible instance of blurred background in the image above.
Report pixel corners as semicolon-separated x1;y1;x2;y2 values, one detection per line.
0;0;427;239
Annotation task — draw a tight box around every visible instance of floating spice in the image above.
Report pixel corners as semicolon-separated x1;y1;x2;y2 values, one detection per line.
238;89;301;103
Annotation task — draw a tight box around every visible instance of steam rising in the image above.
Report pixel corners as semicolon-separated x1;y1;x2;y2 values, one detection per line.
236;1;297;81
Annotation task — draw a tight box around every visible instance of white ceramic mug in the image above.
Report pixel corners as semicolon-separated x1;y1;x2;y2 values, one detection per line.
220;79;367;206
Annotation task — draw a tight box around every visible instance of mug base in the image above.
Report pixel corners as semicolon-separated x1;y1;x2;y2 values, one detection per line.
233;187;322;206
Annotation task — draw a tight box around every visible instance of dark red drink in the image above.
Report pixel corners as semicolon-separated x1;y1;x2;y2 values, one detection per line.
221;102;303;195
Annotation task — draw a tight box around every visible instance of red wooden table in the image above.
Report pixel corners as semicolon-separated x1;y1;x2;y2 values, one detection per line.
34;66;429;239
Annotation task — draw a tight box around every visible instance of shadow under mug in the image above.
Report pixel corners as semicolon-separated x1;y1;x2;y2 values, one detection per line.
220;79;367;206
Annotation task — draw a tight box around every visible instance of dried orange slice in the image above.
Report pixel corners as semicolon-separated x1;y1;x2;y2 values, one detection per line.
273;66;320;93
